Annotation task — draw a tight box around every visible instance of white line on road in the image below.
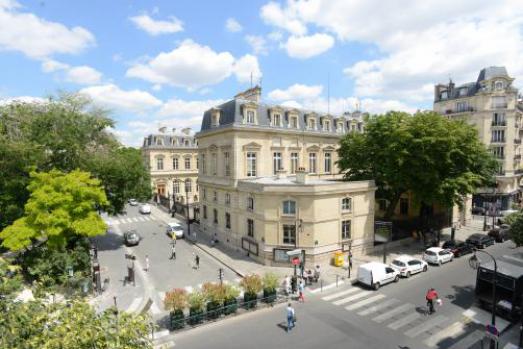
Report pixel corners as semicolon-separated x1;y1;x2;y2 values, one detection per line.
332;291;373;306
372;303;412;323
132;217;139;222
322;288;359;301
358;298;400;316
404;314;447;338
126;297;143;313
445;329;484;349
345;294;386;311
309;280;345;294
138;217;146;222
387;312;420;330
423;321;464;347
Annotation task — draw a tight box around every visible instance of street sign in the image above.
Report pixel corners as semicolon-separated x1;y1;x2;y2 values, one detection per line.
286;249;303;257
291;257;300;266
485;324;499;342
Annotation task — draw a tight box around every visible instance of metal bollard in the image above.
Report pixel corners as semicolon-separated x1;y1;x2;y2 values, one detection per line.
336;274;339;287
320;279;323;293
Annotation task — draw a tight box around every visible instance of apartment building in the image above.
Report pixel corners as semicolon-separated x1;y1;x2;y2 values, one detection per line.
141;127;199;212
434;66;523;211
196;86;375;265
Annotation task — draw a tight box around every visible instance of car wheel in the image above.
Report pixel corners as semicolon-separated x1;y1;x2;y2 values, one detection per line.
394;275;400;283
423;265;428;272
406;271;411;278
373;282;380;290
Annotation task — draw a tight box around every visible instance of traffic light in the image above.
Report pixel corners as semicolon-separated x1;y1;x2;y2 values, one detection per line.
218;268;224;283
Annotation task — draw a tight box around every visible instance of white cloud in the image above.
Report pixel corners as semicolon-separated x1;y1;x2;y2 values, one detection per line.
158;97;224;118
260;1;307;35
285;33;334;59
225;17;242;32
64;65;102;85
245;35;268;55
233;54;262;84
126;39;262;89
80;84;162;113
41;59;68;73
0;0;95;59
268;83;323;101
268;31;283;42
0;95;46;106
129;14;183;36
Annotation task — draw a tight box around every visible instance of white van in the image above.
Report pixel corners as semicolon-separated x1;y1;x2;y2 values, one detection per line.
357;262;400;290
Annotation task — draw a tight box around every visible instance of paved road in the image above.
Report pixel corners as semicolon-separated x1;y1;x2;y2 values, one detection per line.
171;241;522;349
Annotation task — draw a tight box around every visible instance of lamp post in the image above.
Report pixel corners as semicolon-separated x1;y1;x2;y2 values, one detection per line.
185;181;191;238
469;249;498;349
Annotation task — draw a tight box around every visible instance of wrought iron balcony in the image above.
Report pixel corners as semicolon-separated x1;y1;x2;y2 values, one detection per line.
491;121;507;126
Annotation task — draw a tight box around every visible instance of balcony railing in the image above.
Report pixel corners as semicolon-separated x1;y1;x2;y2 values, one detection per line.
491;121;507;126
492;104;508;109
445;107;474;114
491;138;506;143
494;155;505;159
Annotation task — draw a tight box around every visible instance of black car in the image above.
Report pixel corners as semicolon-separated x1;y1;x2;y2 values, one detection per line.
124;230;141;246
466;233;494;249
441;240;473;257
488;224;511;243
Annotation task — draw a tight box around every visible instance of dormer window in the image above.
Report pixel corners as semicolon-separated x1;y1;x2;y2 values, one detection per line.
440;91;448;99
495;81;504;91
308;118;316;130
246;110;255;124
289;115;298;128
337;122;344;133
212;114;220;127
459;88;468;96
323;120;331;131
272;113;281;127
155;137;163;146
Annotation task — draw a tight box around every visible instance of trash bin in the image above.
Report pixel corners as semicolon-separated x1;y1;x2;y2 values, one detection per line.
333;251;344;267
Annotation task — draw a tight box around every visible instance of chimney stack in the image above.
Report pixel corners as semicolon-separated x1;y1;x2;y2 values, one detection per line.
295;167;308;184
234;85;262;103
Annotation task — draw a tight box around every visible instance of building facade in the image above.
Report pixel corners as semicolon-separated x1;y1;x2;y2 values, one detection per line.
434;66;523;211
141;127;199;212
197;86;376;265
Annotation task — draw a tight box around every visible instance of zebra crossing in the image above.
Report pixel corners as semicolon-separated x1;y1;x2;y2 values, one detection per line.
105;215;158;226
317;285;510;348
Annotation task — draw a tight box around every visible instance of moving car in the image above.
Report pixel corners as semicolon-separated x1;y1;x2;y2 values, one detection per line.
423;247;453;265
128;198;138;206
166;222;184;239
357;261;400;290
124;230;141;246
139;203;151;214
488;224;511;243
441;240;473;257
466;233;494;249
390;255;428;277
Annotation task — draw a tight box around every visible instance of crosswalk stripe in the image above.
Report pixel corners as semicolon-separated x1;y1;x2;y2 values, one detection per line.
309;280;345;294
322;288;359;301
332;291;373;306
404;314;447;338
143;216;151;221
126;297;143;313
387;312;420;330
132;217;139;222
372;303;412;323
138;217;146;222
424;321;465;347
113;220;121;225
446;329;483;349
358;298;400;316
345;294;386;311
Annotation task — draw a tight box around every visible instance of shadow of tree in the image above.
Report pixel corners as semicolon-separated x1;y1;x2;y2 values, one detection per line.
448;284;476;310
93;231;123;251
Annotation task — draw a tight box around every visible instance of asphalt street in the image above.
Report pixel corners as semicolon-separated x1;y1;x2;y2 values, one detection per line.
172;241;522;349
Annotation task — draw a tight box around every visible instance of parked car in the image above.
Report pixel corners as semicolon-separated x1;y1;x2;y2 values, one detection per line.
390;255;428;277
357;261;400;290
124;230;141;246
488;224;511;243
466;233;495;249
423;247;454;265
499;209;519;217
471;206;486;215
441;240;474;257
139;203;151;214
128;198;138;206
166;222;184;239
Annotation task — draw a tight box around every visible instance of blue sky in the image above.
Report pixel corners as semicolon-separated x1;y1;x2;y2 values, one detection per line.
1;0;522;146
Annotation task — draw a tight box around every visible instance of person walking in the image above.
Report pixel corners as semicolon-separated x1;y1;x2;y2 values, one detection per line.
425;288;439;315
145;255;150;272
298;279;305;303
195;254;200;270
286;303;295;332
170;244;176;260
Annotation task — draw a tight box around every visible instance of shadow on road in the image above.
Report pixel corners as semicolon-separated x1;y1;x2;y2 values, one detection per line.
448;284;476;310
94;231;123;251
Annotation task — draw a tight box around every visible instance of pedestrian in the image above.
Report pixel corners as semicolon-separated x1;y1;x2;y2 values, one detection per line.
283;275;291;296
425;288;439;315
286;303;295;332
145;255;149;272
298;279;305;303
170;244;176;260
348;251;353;270
195;254;200;270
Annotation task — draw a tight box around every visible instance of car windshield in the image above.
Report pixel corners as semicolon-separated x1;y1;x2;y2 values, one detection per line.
425;251;436;256
392;260;405;267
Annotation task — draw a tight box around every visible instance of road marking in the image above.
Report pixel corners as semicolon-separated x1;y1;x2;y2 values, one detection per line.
332;291;373;306
126;297;143;313
445;329;483;349
309;280;345;294
138;217;146;222
424;321;465;347
322;288;359;301
372;303;412;323
387;312;420;330
144;216;152;221
463;306;510;332
345;294;386;311
358;298;400;316
404;314;447;338
132;217;139;222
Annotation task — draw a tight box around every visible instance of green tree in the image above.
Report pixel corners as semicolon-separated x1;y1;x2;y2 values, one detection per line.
0;169;108;251
509;213;523;247
337;111;497;220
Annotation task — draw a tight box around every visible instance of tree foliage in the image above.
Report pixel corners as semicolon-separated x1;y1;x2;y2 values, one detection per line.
0;257;23;298
509;213;523;247
0;299;153;349
337;111;497;219
0;169;108;251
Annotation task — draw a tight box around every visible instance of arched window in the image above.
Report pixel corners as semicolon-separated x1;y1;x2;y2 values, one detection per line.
341;197;352;211
495;81;504;90
282;200;296;215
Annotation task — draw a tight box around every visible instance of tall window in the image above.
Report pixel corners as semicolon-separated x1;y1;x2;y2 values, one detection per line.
211;153;217;175
308;118;316;130
273;152;282;174
283;225;296;245
201;154;206;174
173;157;179;170
290;153;299;174
324;153;332;173
309;153;317;174
492;112;506;126
225;193;231;205
213;191;217;202
247;219;254;237
196;157;199;170
157;157;164;170
400;198;409;215
492;130;505;142
247;152;257;177
456;101;469;112
174;181;180;194
184;157;191;170
247;196;254;211
323;120;330;131
282;200;296;215
290;116;298;128
225;213;231;229
203;205;207;219
272;113;281;126
341;197;352;211
492;96;507;109
337;122;344;133
185;179;192;193
202;188;206;200
341;220;351;240
224;152;230;176
246;110;255;124
492;146;504;159
213;209;218;224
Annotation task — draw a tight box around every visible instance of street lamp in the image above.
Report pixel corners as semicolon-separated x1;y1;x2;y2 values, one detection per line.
185;180;191;238
469;249;498;349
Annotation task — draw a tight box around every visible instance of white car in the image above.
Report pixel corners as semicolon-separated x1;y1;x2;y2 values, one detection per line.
128;198;138;206
357;262;400;290
390;255;428;277
139;203;151;214
166;222;184;239
423;247;453;265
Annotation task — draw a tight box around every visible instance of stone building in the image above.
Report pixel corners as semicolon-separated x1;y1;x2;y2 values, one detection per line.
141;127;199;213
434;66;523;211
196;86;375;265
